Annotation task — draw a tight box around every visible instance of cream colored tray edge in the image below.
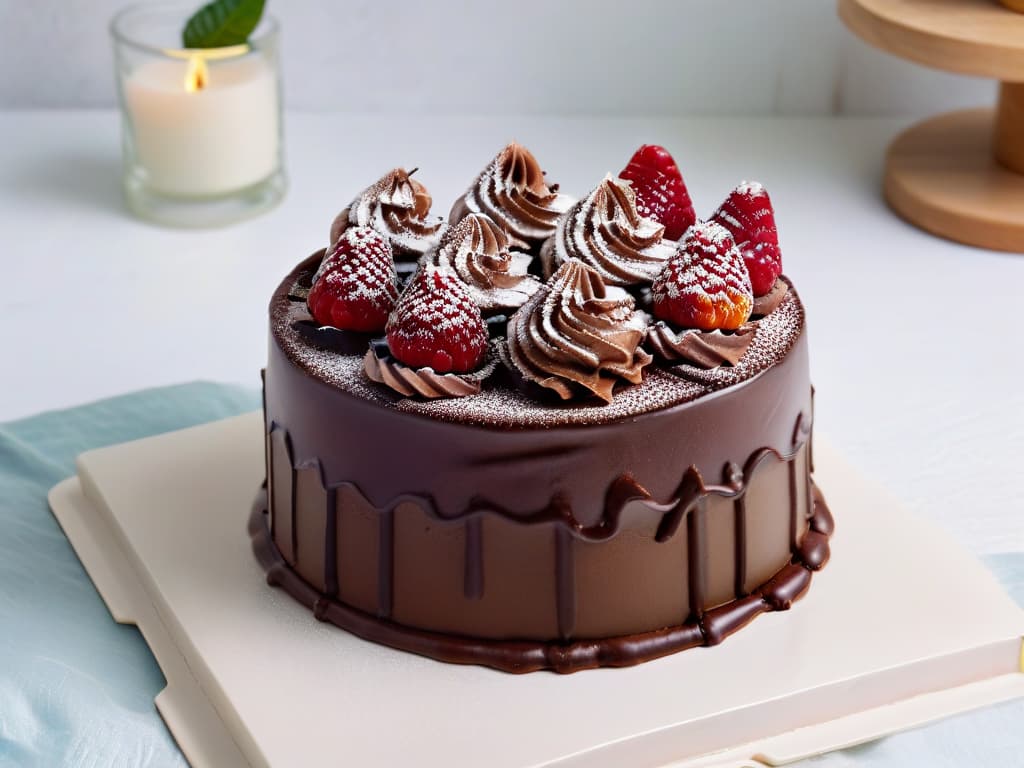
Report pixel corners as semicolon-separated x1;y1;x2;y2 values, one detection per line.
47;413;1024;768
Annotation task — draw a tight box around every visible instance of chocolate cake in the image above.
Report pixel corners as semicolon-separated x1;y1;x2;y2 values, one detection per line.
252;142;832;674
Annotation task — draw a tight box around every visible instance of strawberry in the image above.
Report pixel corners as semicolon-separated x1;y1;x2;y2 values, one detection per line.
387;264;488;373
307;226;398;333
618;144;696;241
710;181;782;296
651;221;753;331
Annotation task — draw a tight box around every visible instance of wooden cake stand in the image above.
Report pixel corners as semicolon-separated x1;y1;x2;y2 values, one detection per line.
839;0;1024;252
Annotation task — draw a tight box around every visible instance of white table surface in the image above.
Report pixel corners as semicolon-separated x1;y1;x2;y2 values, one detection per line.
1;110;1021;558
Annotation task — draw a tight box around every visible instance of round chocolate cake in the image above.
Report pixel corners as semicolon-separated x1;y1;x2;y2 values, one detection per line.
252;143;832;673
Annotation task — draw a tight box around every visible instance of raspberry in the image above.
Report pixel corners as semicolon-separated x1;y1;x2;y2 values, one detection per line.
307;227;398;332
710;181;782;296
387;264;488;373
652;221;753;331
618;144;696;241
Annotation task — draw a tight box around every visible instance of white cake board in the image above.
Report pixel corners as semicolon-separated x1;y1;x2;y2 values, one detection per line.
48;412;1024;768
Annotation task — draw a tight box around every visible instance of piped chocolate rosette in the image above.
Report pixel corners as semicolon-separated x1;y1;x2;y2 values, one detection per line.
423;213;540;316
449;142;574;252
540;175;677;288
363;264;495;399
505;259;652;403
330;168;445;273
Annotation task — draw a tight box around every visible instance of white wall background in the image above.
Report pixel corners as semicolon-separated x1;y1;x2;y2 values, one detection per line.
0;0;995;115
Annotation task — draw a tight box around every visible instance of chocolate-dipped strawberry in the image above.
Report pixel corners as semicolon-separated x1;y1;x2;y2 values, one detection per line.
424;213;539;316
506;258;651;403
363;264;494;398
449;142;573;252
540;175;676;287
710;181;783;299
330;168;445;269
646;221;756;367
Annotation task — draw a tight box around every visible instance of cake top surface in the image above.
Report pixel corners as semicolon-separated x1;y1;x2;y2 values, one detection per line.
271;256;804;429
277;141;801;429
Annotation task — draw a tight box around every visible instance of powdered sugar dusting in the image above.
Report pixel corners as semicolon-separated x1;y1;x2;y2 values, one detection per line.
272;257;805;428
735;180;765;197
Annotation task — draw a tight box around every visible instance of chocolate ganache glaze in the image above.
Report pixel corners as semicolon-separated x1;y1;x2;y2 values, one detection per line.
330;168;445;262
540;175;677;287
257;249;830;673
424;213;539;315
449;142;574;251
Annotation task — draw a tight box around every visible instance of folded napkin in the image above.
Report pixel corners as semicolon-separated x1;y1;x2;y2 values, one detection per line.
0;382;1019;767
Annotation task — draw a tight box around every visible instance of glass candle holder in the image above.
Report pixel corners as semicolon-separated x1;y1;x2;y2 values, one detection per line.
111;3;285;227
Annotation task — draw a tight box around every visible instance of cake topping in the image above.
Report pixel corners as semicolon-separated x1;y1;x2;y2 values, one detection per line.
645;322;756;367
506;259;652;403
710;181;782;297
424;213;540;314
449;142;573;250
618;144;696;241
364;338;497;399
386;264;489;374
330;168;445;261
652;221;753;332
540;175;677;287
752;277;789;317
307;227;398;333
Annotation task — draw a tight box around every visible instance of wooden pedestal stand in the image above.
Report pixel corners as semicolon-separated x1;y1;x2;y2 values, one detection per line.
839;0;1024;252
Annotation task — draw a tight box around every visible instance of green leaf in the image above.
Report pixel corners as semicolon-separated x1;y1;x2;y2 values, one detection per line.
182;0;266;49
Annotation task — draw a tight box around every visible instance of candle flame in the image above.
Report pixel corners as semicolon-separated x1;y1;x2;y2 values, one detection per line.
184;55;208;93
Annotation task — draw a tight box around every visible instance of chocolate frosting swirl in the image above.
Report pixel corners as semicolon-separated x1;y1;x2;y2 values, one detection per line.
363;345;496;399
331;169;445;260
425;213;540;314
506;259;652;403
645;322;756;367
449;143;573;250
540;175;677;287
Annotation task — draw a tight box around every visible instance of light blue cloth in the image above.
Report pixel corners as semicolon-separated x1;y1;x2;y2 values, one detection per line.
0;383;259;768
0;383;1020;767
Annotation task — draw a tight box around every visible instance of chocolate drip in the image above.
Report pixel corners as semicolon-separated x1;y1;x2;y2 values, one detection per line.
291;459;298;567
653;468;703;542
733;495;748;598
788;459;799;550
324;489;338;597
687;503;706;619
377;508;394;619
464;517;484;600
248;484;833;674
555;523;577;639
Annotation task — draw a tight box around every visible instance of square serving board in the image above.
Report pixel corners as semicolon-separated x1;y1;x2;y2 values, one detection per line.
48;412;1024;768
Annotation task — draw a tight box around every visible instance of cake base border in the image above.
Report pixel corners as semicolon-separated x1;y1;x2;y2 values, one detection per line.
248;483;834;674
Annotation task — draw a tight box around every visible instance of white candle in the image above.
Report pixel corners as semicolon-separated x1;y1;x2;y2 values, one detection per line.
124;52;279;197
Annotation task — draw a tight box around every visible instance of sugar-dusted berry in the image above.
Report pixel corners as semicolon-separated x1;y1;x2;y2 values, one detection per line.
652;221;753;331
710;181;782;296
307;227;398;332
386;265;489;373
619;144;696;241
